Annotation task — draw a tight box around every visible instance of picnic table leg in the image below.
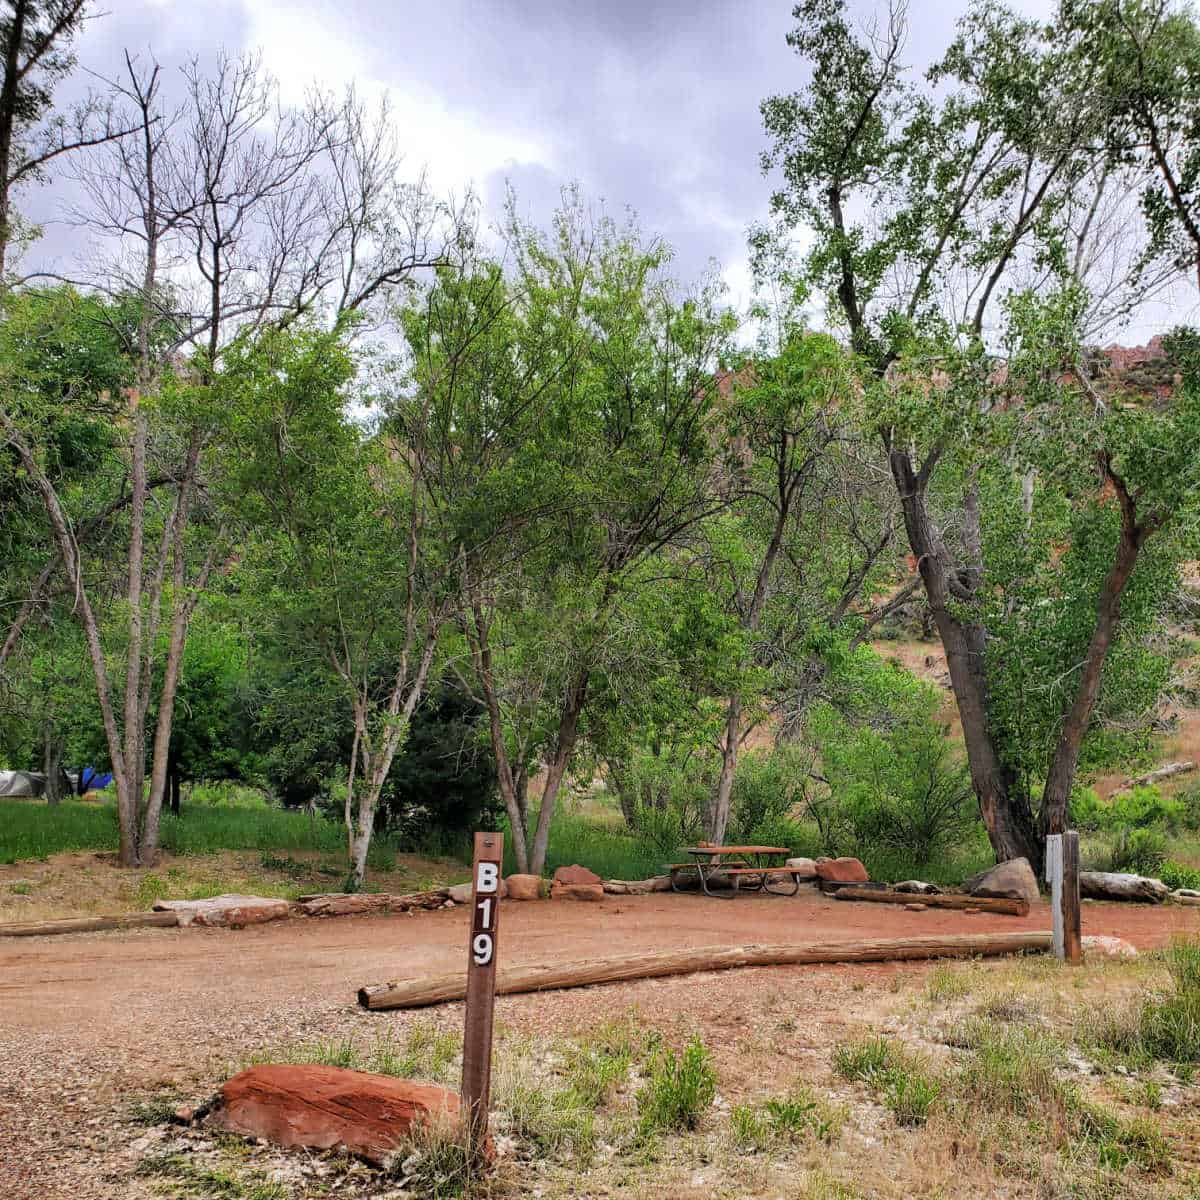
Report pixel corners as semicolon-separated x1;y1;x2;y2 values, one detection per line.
699;860;735;899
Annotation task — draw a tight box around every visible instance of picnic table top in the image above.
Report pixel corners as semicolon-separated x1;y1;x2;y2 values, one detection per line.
682;845;791;857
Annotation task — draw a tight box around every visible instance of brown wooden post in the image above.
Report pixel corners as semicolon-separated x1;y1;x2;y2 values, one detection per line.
461;831;503;1148
1062;830;1082;965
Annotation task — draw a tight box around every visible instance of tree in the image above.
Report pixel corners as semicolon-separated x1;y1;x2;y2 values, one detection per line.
0;1;125;279
1066;0;1200;291
453;200;736;875
760;0;1200;869
1;49;455;866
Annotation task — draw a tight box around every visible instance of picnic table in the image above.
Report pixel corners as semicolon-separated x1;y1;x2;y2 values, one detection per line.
669;845;799;899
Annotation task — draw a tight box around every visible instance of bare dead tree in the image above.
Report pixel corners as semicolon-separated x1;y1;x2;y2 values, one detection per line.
3;49;459;866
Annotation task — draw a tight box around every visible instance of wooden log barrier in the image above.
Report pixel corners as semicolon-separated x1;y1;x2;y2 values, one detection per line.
357;931;1052;1011
0;911;180;937
833;888;1030;916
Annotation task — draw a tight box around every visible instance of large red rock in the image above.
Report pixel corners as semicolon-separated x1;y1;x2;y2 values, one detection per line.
505;873;543;900
208;1065;459;1164
551;864;602;886
550;881;605;901
815;857;869;883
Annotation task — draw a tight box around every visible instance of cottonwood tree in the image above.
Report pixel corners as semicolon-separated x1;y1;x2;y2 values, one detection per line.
224;324;455;887
760;0;1200;867
1065;0;1200;290
453;202;737;874
1;50;454;866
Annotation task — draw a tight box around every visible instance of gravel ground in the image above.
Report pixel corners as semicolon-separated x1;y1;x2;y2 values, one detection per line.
2;892;1197;1199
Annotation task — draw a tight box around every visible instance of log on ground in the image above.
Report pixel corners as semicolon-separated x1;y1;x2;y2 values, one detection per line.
833;888;1030;916
301;890;449;918
357;931;1052;1010
0;911;180;937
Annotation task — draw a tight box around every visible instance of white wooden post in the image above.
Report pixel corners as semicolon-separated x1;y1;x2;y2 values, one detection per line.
1045;833;1064;961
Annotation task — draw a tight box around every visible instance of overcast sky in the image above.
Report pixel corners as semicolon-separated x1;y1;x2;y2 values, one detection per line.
21;0;1197;341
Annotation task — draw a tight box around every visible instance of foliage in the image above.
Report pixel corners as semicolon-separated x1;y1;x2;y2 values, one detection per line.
636;1036;716;1135
1071;785;1184;833
807;674;975;869
378;685;501;843
1106;827;1169;876
1161;861;1200;892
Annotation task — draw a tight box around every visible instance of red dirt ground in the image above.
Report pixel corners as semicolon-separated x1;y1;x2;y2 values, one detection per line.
1;890;1198;1200
3;889;1196;1047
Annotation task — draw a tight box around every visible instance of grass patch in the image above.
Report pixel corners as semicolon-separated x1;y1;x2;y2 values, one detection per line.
1080;937;1200;1068
636;1035;716;1136
0;797;405;869
833;1035;941;1126
730;1083;844;1151
134;1153;287;1199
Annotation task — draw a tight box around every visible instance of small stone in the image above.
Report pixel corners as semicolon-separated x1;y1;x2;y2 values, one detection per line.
1082;934;1138;959
172;1105;196;1124
903;902;927;911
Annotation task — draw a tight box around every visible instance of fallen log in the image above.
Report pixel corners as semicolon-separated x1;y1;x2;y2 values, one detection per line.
0;911;180;937
357;931;1052;1010
834;888;1030;916
1127;760;1196;789
301;889;449;918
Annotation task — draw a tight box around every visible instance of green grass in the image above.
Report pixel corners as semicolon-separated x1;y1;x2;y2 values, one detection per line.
0;797;400;867
506;804;671;880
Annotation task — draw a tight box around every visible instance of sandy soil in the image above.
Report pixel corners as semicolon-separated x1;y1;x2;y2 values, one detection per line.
1;889;1197;1198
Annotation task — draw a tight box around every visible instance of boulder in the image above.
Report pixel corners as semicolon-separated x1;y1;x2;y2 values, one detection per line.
1082;935;1138;959
963;859;1039;908
784;857;818;881
447;878;508;904
602;876;671;895
551;864;602;887
893;880;941;896
209;1064;458;1165
505;874;543;901
1078;872;1169;903
815;857;869;884
153;894;292;929
550;881;605;901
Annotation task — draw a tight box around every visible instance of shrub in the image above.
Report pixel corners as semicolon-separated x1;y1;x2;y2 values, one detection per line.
1161;860;1200;891
637;1036;716;1135
806;693;976;872
1106;827;1168;875
1072;784;1183;835
882;1071;941;1126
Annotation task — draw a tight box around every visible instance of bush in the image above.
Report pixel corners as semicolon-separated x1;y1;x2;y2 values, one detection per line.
637;1036;716;1135
807;695;976;872
1072;784;1183;834
1106;827;1168;875
1161;860;1200;891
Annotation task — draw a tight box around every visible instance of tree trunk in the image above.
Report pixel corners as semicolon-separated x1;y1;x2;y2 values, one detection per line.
708;695;742;845
1040;511;1144;838
466;601;530;874
529;667;589;876
169;760;181;816
42;727;65;806
890;447;1041;872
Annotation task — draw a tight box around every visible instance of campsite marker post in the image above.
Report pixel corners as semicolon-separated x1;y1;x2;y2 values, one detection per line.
1045;831;1082;965
461;831;503;1147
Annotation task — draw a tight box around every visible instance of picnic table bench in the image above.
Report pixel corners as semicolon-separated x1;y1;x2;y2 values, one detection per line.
668;845;800;899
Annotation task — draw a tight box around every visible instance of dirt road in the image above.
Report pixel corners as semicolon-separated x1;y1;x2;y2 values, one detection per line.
1;891;1196;1199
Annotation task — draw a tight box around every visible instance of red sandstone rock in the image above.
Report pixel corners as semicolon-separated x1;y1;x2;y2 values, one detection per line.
208;1064;459;1165
551;864;602;886
505;873;543;900
814;857;869;884
549;881;605;901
